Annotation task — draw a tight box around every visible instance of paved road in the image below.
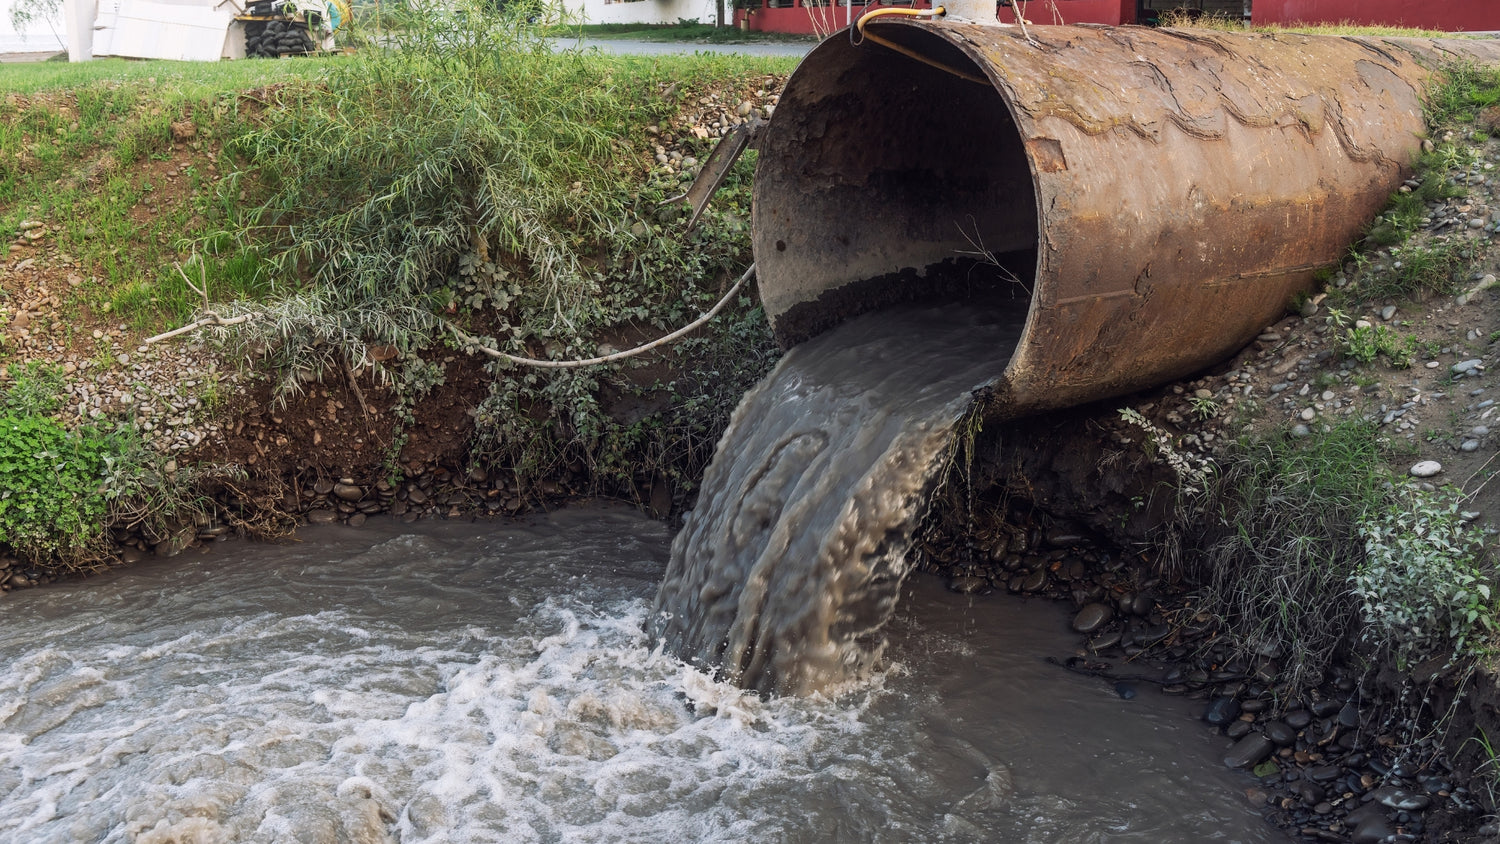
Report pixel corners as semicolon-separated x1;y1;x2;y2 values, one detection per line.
547;37;815;58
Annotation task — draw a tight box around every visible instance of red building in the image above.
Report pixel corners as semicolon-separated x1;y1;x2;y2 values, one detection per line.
735;0;1495;35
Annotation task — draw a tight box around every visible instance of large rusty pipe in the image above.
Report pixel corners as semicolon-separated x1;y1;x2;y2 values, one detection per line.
752;25;1500;420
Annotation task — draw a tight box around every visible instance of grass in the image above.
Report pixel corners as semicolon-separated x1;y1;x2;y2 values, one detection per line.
204;4;793;494
0;56;342;341
1156;10;1450;37
1182;420;1496;694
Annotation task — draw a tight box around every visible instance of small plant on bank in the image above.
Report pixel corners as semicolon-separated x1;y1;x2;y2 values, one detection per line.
0;414;114;564
1352;489;1495;669
1336;323;1419;368
1184;421;1386;692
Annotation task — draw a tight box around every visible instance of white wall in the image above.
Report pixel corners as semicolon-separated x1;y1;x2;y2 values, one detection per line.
565;0;718;26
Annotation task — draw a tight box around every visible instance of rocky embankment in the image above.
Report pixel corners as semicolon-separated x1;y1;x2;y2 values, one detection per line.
923;518;1492;843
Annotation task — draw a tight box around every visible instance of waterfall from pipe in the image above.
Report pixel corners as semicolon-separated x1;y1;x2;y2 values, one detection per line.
652;300;1025;695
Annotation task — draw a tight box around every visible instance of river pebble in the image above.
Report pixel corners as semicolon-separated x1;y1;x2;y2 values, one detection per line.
1409;460;1443;478
1071;602;1113;633
1223;734;1274;769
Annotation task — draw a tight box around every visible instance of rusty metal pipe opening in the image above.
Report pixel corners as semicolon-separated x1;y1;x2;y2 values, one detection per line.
753;23;1500;421
754;24;1039;350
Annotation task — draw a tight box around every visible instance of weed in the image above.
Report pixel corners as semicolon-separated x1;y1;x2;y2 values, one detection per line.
1337;324;1420;368
1425;62;1500;129
1189;395;1220;421
1183;421;1388;692
0;413;113;565
1353;489;1495;669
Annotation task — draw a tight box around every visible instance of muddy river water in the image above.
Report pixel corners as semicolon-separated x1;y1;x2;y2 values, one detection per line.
0;506;1284;843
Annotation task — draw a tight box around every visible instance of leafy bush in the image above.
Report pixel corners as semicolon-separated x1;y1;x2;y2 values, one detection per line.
0;414;113;564
1353;491;1494;669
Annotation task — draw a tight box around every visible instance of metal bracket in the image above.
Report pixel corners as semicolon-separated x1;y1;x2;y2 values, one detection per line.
660;116;765;231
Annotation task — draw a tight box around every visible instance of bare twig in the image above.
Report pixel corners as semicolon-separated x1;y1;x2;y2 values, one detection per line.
144;260;257;344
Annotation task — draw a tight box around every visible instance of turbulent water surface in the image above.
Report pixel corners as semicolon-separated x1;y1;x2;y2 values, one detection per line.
654;303;1026;695
0;507;1282;843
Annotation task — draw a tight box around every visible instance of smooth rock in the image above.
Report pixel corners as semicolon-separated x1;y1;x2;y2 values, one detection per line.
1020;569;1048;592
333;483;363;502
1223;734;1274;769
1307;765;1342;782
1410;460;1443;478
307;510;338;525
1072;603;1113;634
1372;785;1431;811
1380;305;1397;320
1264;721;1296;746
948;575;988;595
1351;816;1394;844
1203;696;1241;726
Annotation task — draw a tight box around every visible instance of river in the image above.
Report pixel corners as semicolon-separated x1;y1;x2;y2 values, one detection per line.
0;506;1284;843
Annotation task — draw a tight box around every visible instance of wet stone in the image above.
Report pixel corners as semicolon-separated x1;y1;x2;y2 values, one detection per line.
1337;702;1360;728
1225;720;1253;739
1071;602;1113;634
1264;721;1296;746
307;510;338;525
1296;782;1326;805
1372;786;1431;811
347;513;367;528
1307;765;1342;782
1020;569;1048;592
1224;734;1275;769
313;478;335;496
1310;699;1341;717
333;483;363;502
1285;709;1312;730
1204;696;1241;726
947;576;988;595
1088;629;1121;651
1351;816;1394;844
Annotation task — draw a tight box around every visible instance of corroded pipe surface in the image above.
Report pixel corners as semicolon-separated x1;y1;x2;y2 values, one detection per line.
753;25;1500;420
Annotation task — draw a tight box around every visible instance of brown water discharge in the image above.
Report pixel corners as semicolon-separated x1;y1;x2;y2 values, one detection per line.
652;300;1025;695
0;509;1284;841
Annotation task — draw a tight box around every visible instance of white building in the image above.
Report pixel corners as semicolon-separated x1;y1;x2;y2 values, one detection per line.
562;0;718;26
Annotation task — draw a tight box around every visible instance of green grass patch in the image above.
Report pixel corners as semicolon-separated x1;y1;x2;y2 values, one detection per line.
213;3;792;493
1425;61;1500;128
1184;420;1497;689
0;56;344;340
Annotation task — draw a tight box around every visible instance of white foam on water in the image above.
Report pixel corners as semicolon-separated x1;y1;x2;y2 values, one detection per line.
0;590;881;844
0;513;1283;844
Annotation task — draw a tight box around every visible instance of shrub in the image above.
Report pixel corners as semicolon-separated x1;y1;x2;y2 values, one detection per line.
1353;491;1495;669
0;414;112;564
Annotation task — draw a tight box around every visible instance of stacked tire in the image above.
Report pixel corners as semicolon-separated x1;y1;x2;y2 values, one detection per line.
245;19;315;58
